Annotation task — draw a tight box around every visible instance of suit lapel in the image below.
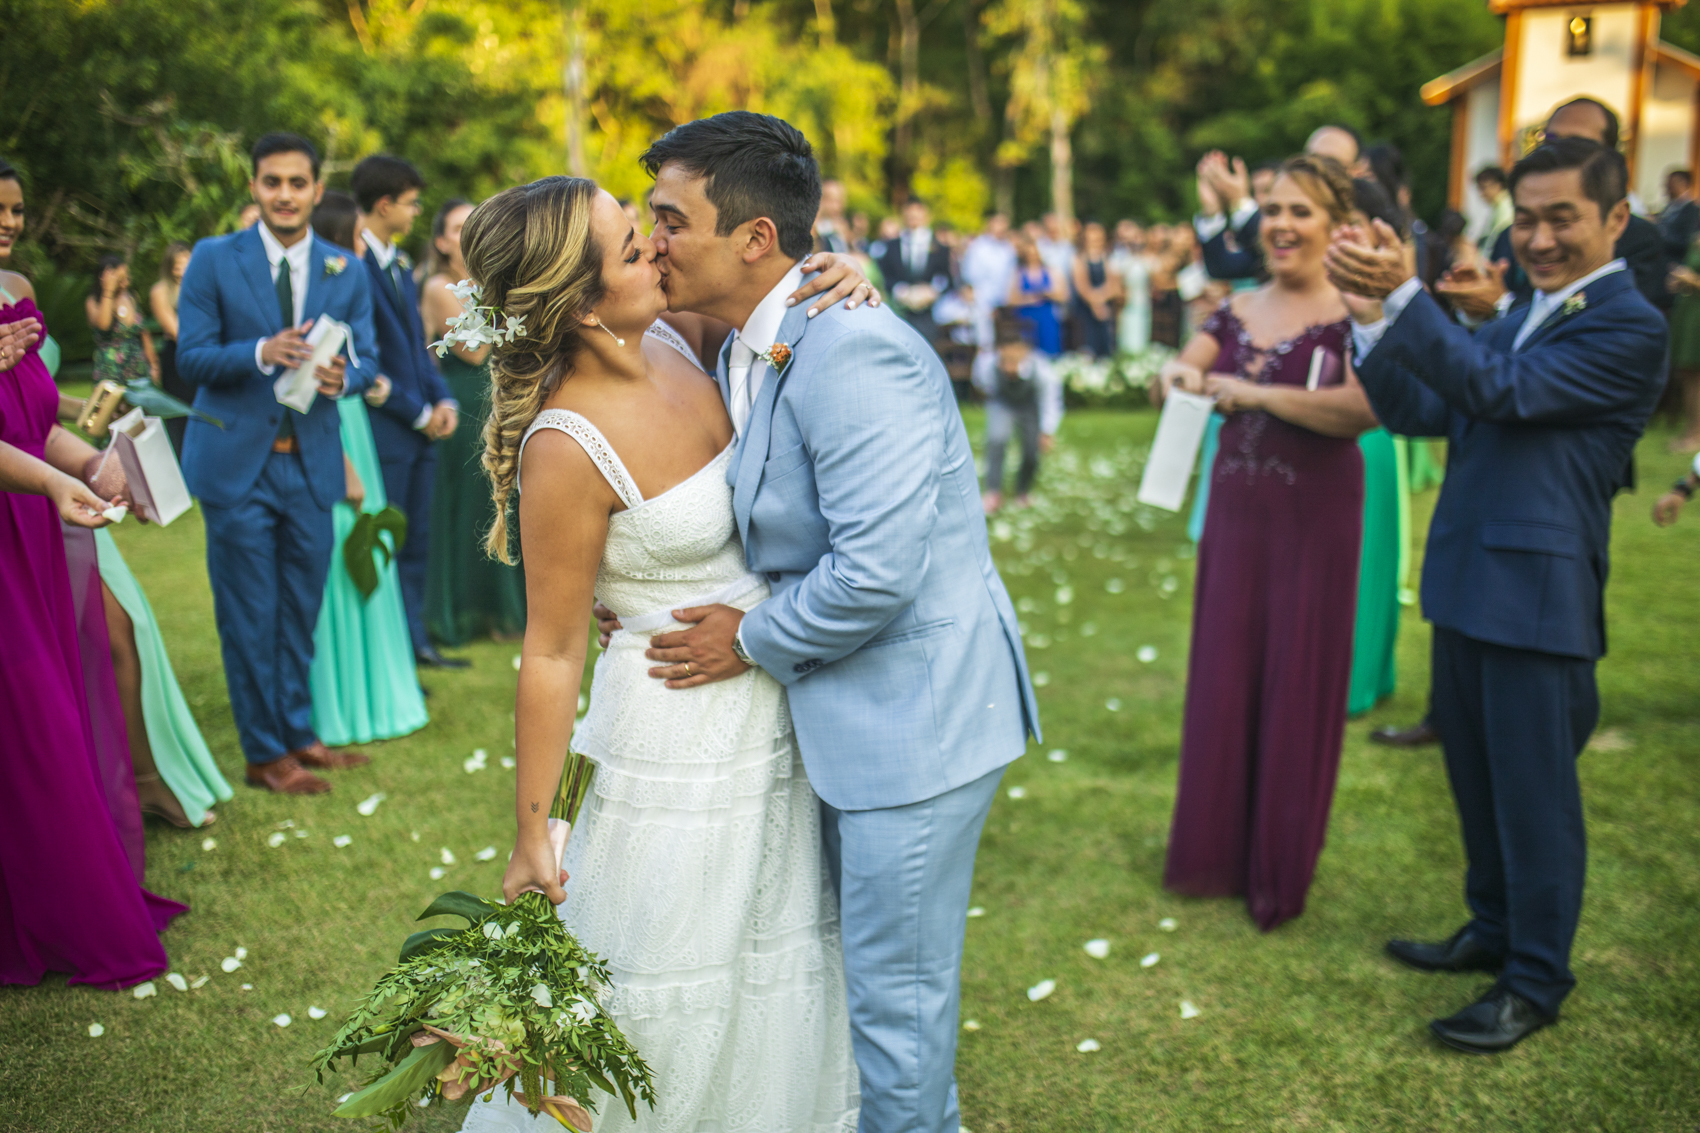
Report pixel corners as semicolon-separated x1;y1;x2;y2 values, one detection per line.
1514;268;1630;354
236;228;282;333
731;297;815;540
303;239;329;326
364;247;403;322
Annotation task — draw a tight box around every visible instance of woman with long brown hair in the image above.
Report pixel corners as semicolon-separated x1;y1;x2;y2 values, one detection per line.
1154;155;1381;930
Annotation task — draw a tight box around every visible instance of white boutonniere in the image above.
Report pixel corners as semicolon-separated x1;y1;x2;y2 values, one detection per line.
1561;291;1587;318
397;250;413;271
324;255;348;277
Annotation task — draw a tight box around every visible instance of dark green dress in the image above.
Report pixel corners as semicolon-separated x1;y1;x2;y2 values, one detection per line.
425;351;526;644
1670;244;1700;369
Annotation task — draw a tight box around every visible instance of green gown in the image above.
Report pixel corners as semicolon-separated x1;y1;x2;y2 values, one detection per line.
424;351;525;645
309;397;429;745
1346;428;1404;715
23;304;232;828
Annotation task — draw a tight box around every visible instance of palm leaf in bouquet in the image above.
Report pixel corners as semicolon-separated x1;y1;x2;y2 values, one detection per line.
312;762;653;1129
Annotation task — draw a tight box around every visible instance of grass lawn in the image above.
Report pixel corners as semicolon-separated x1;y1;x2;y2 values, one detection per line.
2;408;1696;1132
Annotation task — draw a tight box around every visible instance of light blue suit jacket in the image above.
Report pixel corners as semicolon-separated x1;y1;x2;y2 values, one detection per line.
725;282;1039;811
177;227;377;511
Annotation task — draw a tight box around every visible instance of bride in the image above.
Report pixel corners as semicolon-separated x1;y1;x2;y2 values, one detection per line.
455;176;870;1132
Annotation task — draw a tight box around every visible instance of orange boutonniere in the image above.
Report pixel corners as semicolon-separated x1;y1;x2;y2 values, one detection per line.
758;342;793;372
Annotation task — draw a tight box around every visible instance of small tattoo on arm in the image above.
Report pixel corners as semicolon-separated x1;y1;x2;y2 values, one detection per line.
530;802;539;813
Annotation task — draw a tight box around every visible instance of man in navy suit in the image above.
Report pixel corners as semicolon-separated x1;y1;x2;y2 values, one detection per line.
349;155;465;669
1326;137;1666;1052
178;133;380;795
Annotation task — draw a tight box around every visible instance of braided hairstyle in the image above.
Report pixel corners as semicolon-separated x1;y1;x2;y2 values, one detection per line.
459;176;606;564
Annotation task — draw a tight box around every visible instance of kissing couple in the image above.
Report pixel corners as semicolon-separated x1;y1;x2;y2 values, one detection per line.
453;111;1038;1133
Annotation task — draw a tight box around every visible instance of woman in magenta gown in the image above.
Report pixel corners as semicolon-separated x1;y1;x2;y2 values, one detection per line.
0;256;187;989
1155;156;1381;930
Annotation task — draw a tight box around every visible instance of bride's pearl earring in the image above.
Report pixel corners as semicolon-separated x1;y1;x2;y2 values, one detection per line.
590;316;626;348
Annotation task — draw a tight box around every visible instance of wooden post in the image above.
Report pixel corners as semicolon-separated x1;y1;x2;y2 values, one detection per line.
1627;3;1662;187
1499;10;1523;170
1449;97;1470;209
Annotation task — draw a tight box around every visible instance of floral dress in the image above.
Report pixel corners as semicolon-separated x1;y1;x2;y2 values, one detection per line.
93;297;151;385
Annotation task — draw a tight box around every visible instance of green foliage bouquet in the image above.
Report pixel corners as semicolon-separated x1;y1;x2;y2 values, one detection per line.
312;761;652;1128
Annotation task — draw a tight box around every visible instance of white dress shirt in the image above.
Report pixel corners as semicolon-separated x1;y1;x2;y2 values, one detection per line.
727;263;804;438
902;227;934;276
1350;258;1627;362
254;222;313;374
1194;198;1259;243
364;230;445;430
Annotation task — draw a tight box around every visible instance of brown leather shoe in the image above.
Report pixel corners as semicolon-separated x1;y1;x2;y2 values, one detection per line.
245;756;332;795
291;740;371;770
1369;721;1440;748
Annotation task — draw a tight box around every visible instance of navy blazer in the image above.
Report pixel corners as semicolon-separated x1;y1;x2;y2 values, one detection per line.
361;246;454;459
1201;209;1264;281
177;228;377;510
1357;269;1666;660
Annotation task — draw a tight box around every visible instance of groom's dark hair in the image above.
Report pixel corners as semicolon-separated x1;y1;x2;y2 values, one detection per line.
641;112;821;260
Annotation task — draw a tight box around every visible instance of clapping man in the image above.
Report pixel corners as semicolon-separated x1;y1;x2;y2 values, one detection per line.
1326;138;1666;1052
178;133;378;794
350;155;465;670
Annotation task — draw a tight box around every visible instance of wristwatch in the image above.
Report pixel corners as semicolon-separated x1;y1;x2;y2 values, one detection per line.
731;630;755;668
1675;477;1695;500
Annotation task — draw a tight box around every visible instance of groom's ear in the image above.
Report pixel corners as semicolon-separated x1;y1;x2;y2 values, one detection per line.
738;216;783;265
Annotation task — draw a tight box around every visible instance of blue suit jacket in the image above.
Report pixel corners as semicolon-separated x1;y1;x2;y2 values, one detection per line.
1356;269;1666;660
724;282;1039;811
177;227;377;510
361;246;453;460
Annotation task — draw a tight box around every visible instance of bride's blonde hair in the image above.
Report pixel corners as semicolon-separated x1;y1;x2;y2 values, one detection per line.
460;176;606;564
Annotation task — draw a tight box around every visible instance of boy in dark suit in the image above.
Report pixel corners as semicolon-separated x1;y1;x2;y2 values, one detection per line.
350;155;464;669
178;133;379;795
1327;137;1666;1052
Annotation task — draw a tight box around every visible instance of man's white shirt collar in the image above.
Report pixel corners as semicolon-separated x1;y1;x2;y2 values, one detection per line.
1512;258;1624;351
736;262;805;355
726;262;805;438
363;229;398;268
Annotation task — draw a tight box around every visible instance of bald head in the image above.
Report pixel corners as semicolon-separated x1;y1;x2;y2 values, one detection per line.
1306;126;1362;172
1546;100;1618;151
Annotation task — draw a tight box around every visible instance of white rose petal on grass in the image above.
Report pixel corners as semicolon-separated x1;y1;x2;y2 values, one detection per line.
1141;952;1160;968
266;832;287;848
87;1023;105;1038
235;947;248;961
355;792;386;817
1048;749;1068;763
1105;698;1122;712
1032;671;1051;688
131;981;157;1000
1106;578;1125;594
1083;939;1111;960
463;753;486;774
1027;979;1056;1002
272;1014;291;1028
308;1006;328;1020
429;867;447;881
333;835;352;848
1076;1039;1102;1053
1159;917;1178;932
962;1019;982;1031
201;837;217;852
190;976;209;989
1180;1001;1202;1019
221;957;241;973
440;847;457;866
500;757;516;770
165;972;188;992
338;1094;354;1104
293;829;308;839
410;831;421;842
240;983;252;991
966;907;986;918
475;846;498;862
1136;645;1158;664
1006;786;1027;800
511;654;522;671
1054;586;1074;606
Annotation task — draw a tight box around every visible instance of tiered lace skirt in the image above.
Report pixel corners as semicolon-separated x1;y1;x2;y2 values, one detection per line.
462;604;859;1133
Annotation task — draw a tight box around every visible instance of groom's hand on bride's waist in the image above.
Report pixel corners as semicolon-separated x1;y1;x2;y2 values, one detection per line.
593;602;622;648
646;604;751;688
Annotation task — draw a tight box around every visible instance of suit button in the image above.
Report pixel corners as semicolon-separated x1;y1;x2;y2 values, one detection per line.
766;571;782;582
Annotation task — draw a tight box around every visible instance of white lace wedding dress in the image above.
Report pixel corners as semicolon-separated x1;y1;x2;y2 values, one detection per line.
461;322;858;1133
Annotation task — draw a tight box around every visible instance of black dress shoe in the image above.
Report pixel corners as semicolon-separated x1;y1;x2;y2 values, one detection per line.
1430;984;1555;1053
1369;720;1440;747
1386;925;1504;973
416;645;471;670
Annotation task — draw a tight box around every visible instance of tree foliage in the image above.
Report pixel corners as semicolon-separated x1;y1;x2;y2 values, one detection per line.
4;0;1506;279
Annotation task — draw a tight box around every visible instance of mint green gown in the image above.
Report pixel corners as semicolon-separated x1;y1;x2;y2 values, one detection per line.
309;397;428;745
26;305;232;827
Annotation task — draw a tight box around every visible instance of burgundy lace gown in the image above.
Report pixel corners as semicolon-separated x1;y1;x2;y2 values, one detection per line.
1163;304;1364;930
0;296;185;989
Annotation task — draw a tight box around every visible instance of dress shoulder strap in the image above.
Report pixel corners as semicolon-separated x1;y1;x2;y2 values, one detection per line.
519;408;645;509
644;319;706;373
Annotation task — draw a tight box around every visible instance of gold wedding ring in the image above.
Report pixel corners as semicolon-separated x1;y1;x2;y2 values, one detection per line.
683;662;692;677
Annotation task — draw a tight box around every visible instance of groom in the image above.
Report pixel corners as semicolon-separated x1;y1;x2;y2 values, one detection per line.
633;112;1038;1131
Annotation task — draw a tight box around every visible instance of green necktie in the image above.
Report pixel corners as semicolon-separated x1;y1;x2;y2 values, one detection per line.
389;261;407;309
275;259;296;441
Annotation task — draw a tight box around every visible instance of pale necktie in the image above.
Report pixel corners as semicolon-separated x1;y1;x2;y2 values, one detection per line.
728;336;757;436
